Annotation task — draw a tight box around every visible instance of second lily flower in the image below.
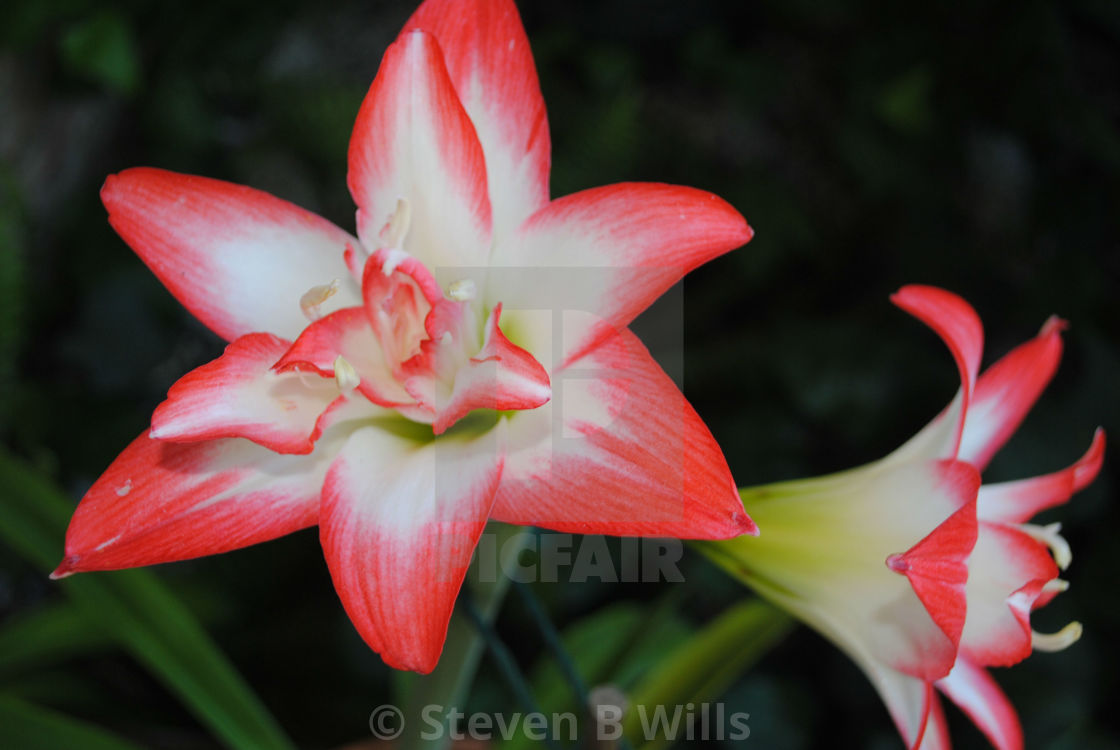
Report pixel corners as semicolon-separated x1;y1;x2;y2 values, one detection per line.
701;285;1104;750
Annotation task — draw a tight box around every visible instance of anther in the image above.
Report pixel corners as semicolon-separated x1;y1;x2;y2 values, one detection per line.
1020;522;1072;570
447;279;477;301
300;279;340;321
379;197;412;249
1031;621;1082;652
333;355;360;393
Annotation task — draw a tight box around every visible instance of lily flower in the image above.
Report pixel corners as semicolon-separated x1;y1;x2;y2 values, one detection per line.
54;0;756;672
701;285;1104;749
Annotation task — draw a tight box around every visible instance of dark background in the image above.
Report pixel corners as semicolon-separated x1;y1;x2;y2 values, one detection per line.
0;0;1116;747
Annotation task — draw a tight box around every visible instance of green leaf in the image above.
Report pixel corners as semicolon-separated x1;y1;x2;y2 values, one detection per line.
0;601;114;675
622;599;793;750
0;451;295;750
0;694;145;750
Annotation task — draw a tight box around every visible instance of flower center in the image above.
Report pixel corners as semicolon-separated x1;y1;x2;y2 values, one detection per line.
281;198;551;436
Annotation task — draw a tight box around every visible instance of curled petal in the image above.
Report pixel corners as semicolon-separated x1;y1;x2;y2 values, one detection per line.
957;521;1060;667
275;307;413;407
978;428;1105;524
429;303;551;435
101;168;359;342
362;248;443;367
320;424;504;673
151;333;339;454
891;285;984;458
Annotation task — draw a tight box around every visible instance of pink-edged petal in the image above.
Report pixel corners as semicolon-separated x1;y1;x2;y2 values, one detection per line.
488;183;752;366
716;552;942;750
319;424;504;673
403;0;550;240
959;316;1066;470
885;462;980;667
348;30;492;271
853;653;937;750
978;428;1105;524
891;285;984;458
957;521;1059;667
275;307;413;407
150;333;340;454
918;694;951;750
429;303;550;435
490;326;754;539
52;433;337;576
102;168;360;342
937;658;1024;750
362;247;445;367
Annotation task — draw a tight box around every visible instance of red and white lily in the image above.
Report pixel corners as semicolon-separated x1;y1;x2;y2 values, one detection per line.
53;0;757;672
701;285;1104;749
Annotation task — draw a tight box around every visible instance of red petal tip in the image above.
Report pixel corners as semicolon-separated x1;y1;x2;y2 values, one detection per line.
1073;428;1107;493
1040;315;1069;337
49;559;77;580
733;510;760;537
886;553;910;573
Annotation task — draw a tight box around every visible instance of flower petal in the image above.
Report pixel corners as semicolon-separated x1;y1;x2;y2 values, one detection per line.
319;425;504;673
52;433;338;576
849;649;937;750
348;30;491;271
429;303;551;435
402;0;550;240
957;521;1059;667
919;695;951;750
885;462;980;670
490;326;754;539
936;658;1024;750
891;285;984;396
978;428;1105;524
740;459;976;680
959;316;1066;470
488;183;752;366
101;167;360;342
274;307;413;407
890;285;984;460
150;333;343;454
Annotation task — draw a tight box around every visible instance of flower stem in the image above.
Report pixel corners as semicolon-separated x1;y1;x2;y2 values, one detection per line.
461;589;565;750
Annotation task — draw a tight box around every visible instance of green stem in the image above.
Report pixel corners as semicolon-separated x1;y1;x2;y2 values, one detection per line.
461;592;564;750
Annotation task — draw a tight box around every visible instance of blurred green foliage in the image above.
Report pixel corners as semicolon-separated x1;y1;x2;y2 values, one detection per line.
0;0;1117;748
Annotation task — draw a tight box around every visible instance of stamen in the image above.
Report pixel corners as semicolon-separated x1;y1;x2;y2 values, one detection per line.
333;355;360;393
379;197;412;249
300;279;340;321
1020;522;1072;570
1041;578;1070;596
447;279;477;301
1031;621;1082;652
